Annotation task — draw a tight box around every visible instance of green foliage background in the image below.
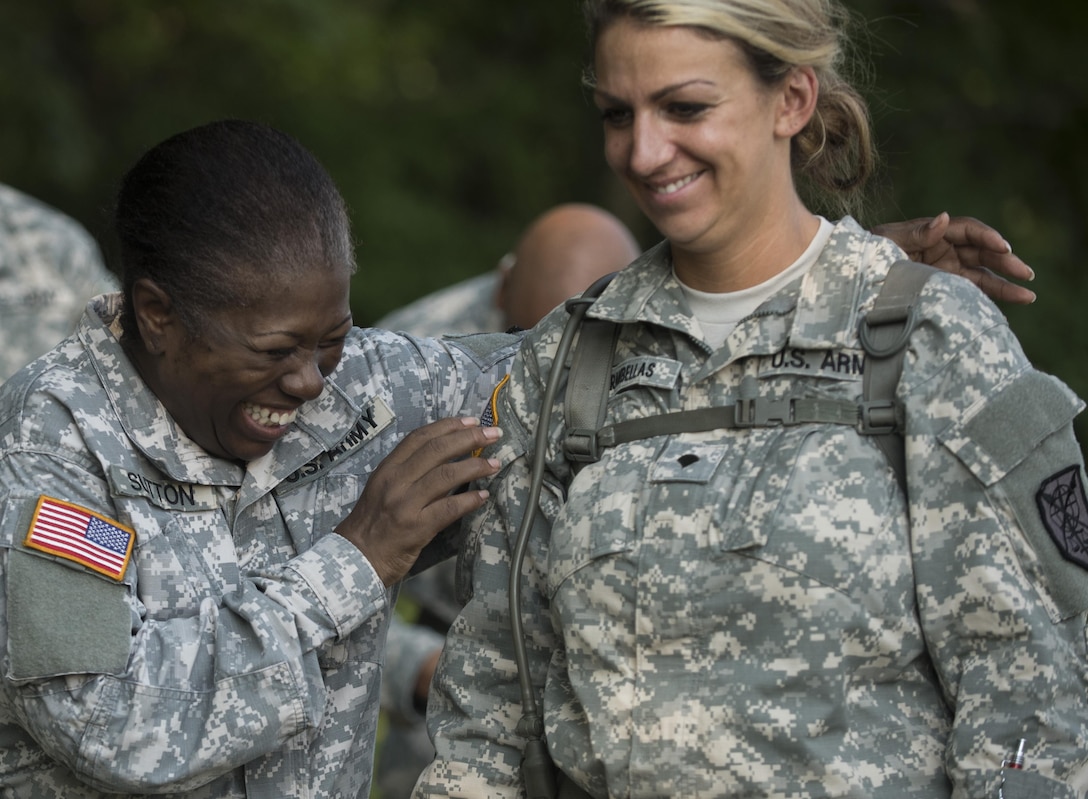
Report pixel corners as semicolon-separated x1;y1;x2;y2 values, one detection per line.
0;3;1085;795
2;0;1085;452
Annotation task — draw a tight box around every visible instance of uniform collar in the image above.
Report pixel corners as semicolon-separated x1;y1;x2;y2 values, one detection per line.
586;239;702;342
588;217;900;352
788;216;872;350
80;294;365;489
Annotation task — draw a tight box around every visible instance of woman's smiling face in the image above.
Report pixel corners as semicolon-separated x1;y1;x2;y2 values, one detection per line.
139;265;353;463
593;18;794;260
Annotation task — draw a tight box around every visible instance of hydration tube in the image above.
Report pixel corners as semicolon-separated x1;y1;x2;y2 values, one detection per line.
508;273;616;799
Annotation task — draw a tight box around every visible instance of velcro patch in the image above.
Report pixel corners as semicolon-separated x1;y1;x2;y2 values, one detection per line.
1036;466;1088;570
24;496;135;581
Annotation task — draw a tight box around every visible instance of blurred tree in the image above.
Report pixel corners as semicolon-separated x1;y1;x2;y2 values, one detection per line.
0;5;1085;798
0;0;1084;444
848;0;1088;446
0;0;633;323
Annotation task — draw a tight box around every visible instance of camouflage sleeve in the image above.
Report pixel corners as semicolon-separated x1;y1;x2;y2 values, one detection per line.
333;326;518;410
0;448;384;793
415;344;555;798
903;274;1088;797
332;328;519;435
0;189;116;381
422;331;522;421
356;329;521;576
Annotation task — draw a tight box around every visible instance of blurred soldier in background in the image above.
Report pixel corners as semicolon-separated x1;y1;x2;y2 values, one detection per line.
377;203;642;338
0;183;117;382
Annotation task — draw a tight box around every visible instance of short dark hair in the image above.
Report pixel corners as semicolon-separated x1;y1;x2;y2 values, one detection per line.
114;119;356;342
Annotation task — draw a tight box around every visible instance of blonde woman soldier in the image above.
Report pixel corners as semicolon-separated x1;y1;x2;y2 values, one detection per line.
415;1;1088;797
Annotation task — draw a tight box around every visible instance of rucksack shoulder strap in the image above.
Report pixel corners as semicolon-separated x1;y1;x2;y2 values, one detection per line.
562;276;620;469
858;259;939;490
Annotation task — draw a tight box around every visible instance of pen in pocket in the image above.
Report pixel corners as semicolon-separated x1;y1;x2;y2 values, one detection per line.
997;738;1027;799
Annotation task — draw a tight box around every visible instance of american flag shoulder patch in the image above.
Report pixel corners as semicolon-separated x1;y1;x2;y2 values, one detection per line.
473;374;510;457
24;496;135;581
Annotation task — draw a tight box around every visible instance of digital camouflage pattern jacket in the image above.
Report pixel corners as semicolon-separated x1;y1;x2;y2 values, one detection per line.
0;294;518;797
418;218;1088;799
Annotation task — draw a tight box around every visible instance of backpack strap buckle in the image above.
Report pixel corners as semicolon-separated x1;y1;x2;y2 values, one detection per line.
858;399;900;435
734;397;794;428
563;428;602;463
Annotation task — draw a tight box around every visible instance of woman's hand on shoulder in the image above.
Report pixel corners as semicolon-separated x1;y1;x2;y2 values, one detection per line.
334;417;502;586
871;211;1037;305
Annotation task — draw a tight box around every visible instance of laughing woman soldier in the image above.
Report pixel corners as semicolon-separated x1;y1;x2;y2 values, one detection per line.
0;120;516;797
0;117;1038;798
416;1;1088;797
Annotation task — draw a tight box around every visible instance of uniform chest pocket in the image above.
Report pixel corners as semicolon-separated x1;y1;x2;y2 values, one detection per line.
128;510;240;620
278;473;366;551
706;425;908;598
647;433;787;556
545;441;657;595
644;426;906;593
546;431;792;595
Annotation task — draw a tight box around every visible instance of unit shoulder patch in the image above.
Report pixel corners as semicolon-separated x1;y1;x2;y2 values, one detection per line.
23;496;135;581
1036;465;1088;570
480;374;510;430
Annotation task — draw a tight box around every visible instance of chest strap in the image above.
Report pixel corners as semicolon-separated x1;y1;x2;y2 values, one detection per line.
564;396;868;463
562;260;937;489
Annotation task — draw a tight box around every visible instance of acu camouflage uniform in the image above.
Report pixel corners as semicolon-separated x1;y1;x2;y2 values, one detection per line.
0;183;117;382
0;294;519;797
376;268;508;798
417;218;1088;799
